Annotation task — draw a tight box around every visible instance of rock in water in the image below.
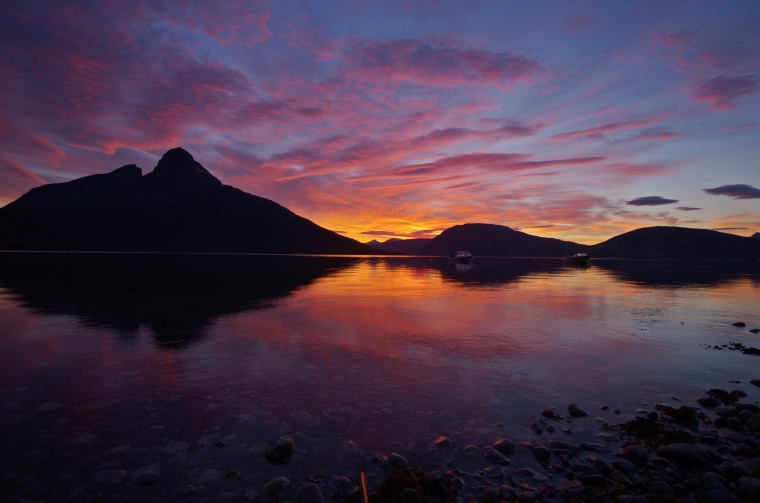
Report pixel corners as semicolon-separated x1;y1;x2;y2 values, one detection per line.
265;436;295;465
491;438;515;456
131;463;161;483
567;403;589;417
294;483;323;503
656;443;712;468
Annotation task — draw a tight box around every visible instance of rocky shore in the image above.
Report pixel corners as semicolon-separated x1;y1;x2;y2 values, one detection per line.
8;380;760;502
358;385;760;503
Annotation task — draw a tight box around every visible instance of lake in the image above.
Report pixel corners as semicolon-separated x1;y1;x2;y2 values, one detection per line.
1;252;759;501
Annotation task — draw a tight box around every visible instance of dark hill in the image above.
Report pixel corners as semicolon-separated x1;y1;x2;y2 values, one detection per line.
0;148;379;254
588;226;760;260
369;223;584;257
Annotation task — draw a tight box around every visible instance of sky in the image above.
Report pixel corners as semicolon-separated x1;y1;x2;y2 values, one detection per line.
1;0;759;245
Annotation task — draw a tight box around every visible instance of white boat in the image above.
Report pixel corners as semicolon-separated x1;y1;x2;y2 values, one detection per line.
565;252;591;264
449;250;474;263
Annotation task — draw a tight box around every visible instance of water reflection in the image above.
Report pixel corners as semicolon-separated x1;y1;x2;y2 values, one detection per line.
592;259;760;288
1;254;759;502
0;252;358;348
435;258;565;285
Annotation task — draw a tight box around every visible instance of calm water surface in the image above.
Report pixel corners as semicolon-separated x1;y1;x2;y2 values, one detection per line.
1;253;759;501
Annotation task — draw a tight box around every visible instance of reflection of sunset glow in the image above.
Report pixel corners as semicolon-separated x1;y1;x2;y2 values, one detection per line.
2;257;760;502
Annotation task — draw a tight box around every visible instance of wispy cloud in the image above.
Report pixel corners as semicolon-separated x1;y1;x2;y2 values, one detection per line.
676;206;701;211
0;1;758;244
342;39;544;89
692;74;760;110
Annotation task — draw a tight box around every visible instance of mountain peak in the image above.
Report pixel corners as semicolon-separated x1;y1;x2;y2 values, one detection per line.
146;147;221;187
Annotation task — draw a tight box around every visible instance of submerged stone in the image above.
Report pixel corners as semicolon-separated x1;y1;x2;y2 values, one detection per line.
265;436;295;465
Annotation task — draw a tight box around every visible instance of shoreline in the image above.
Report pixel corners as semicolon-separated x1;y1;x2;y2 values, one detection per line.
8;382;760;502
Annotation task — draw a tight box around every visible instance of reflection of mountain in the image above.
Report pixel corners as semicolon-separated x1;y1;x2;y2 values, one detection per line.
592;259;760;288
433;257;567;285
427;256;759;289
0;253;357;348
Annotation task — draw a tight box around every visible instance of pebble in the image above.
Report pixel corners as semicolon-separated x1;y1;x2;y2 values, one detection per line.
131;463;161;483
36;402;64;413
491;438;515;456
622;444;649;466
434;436;451;448
697;396;722;408
484;446;510;465
264;435;295;465
294;482;324;503
94;469;127;484
162;441;189;454
195;468;221;484
262;476;289;496
657;443;713;468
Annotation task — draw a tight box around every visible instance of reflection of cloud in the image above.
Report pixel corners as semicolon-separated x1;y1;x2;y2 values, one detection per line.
703;184;760;199
626;196;678;206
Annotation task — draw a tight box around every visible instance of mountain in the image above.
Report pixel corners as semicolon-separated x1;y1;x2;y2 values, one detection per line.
0;148;380;254
368;223;584;257
752;232;760;240
588;226;760;260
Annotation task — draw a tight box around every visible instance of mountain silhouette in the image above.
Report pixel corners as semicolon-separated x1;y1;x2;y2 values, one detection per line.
369;223;583;257
369;224;760;260
0;148;379;254
587;226;760;260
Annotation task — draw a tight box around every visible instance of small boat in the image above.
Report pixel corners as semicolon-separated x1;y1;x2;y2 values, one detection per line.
565;252;591;264
449;250;474;263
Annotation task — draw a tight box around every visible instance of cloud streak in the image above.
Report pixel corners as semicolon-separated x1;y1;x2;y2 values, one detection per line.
626;196;679;206
0;1;758;244
703;184;760;199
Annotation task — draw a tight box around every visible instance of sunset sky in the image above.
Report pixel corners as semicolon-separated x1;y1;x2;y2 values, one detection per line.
1;1;759;244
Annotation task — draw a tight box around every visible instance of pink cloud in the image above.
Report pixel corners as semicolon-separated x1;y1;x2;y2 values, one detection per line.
654;29;698;50
143;0;272;48
343;39;544;89
603;163;674;176
610;128;683;143
727;123;756;132
692;74;760;110
550;120;652;140
0;156;45;199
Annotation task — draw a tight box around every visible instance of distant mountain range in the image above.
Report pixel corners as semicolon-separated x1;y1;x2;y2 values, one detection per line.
0;148;378;254
0;148;758;260
368;224;760;261
366;223;581;257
